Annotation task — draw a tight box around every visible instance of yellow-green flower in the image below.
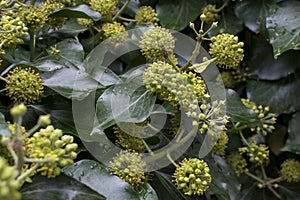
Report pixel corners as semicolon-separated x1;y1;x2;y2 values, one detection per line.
209;33;244;69
5;67;44;104
173;158;211;196
90;0;117;19
201;4;219;22
114;125;144;152
109;150;146;187
280;159;300;182
102;22;128;47
135;6;159;25
226;152;248;176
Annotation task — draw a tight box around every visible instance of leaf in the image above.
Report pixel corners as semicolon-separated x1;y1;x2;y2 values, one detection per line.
96;75;156;130
205;155;240;200
266;0;300;56
51;19;88;37
235;0;281;35
208;2;243;36
0;112;10;137
226;89;259;127
49;4;102;21
156;0;205;31
20;174;105;200
246;70;300;114
281;111;300;154
247;36;300;80
62;160;158;200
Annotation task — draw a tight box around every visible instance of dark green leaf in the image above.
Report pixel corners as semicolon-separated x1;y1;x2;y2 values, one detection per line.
279;183;300;200
247;36;300;80
246;70;300;114
49;4;102;21
205;155;240;200
2;47;30;63
266;0;300;56
226;89;259;127
235;0;281;35
96;77;156;130
20;174;105;200
52;19;88;37
0;112;10;137
62;160;158;200
208;3;243;36
156;0;205;31
281;111;300;154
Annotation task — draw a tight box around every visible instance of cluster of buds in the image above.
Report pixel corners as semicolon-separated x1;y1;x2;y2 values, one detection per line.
140;27;175;62
212;131;229;157
135;6;159;25
25;126;78;178
182;71;209;101
0;157;21;200
201;4;219;22
90;0;117;19
231;66;249;82
113;125;145;152
101;22;128;47
20;5;47;31
241;99;276;135
280;159;300;182
173;158;211;196
209;33;244;69
239;143;269;166
40;0;66;29
226;152;248;176
216;72;235;88
0;15;28;47
5;67;44;104
109;150;146;187
77;18;94;27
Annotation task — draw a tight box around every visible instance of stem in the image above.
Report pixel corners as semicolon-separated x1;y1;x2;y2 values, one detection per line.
181;38;202;71
26;122;42;137
24;157;51;163
29;29;36;62
226;125;248;134
267;184;282;199
16;164;39;182
142;139;154;155
239;131;250;146
7;144;18;169
215;0;230;12
266;177;283;185
167;153;179;168
245;171;264;183
261;165;268;179
118;16;136;22
112;0;130;21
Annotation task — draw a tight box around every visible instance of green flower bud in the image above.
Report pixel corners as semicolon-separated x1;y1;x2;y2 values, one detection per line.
90;0;117;19
173;158;211;196
212;131;228;157
135;6;159;25
201;4;219;22
102;22;128;47
77;18;94;27
38;114;51;126
109;150;146;187
10;103;27;116
5;67;44;104
226;152;248;176
209;33;244;69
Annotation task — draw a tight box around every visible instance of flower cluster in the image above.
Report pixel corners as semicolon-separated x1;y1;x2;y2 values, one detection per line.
109;150;146;187
40;1;66;28
140;27;175;62
25;126;78;178
209;33;244;69
102;22;128;47
212;131;228;157
226;152;248;176
20;6;47;31
0;157;21;200
5;67;44;104
241;99;276;135
239;143;269;166
135;6;159;25
77;18;94;27
173;158;211;196
280;159;300;182
113;125;144;152
201;4;219;22
90;0;117;19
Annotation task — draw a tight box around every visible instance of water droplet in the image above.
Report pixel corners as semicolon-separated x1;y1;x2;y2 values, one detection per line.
69;172;73;177
74;163;78;166
80;171;84;176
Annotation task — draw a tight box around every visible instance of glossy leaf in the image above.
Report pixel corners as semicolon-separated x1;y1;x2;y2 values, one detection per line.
246;70;300;114
281;111;300;154
226;89;259;127
235;0;281;35
62;160;158;200
49;4;102;21
0;112;10;137
96;76;156;130
156;0;205;31
52;19;88;37
266;0;300;56
247;36;300;80
20;174;105;200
